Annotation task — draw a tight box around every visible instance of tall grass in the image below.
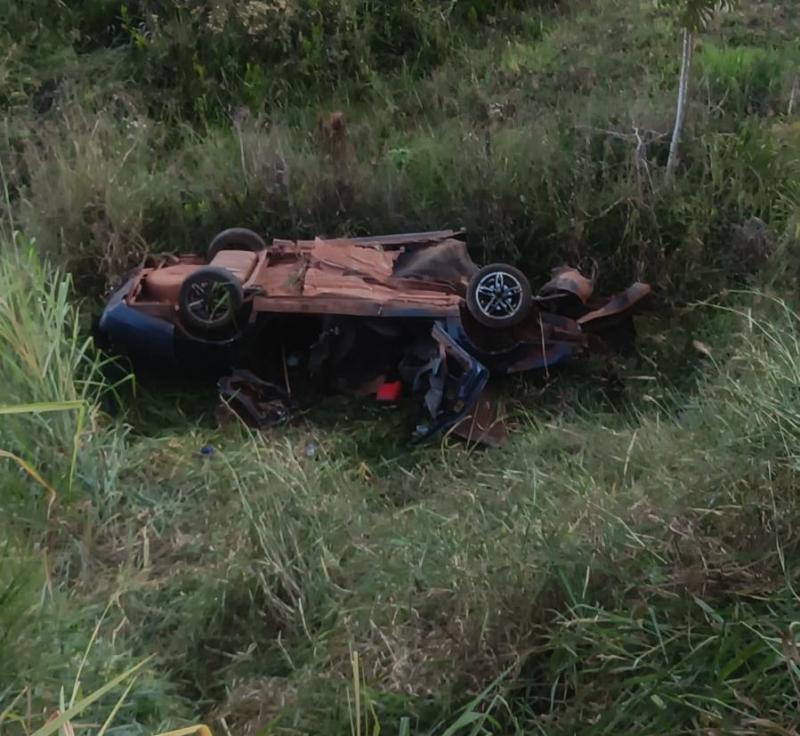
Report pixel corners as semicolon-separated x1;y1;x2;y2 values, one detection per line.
0;239;117;506
0;235;126;729
0;237;185;733
5;93;799;298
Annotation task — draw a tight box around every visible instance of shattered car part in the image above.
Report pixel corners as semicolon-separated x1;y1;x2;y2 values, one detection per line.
217;370;294;428
451;389;509;447
98;229;651;444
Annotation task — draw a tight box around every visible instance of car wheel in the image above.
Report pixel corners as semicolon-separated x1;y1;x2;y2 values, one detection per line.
466;263;533;328
179;267;244;335
207;227;267;261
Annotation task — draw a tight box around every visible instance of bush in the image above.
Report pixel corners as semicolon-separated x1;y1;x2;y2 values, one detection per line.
73;0;551;117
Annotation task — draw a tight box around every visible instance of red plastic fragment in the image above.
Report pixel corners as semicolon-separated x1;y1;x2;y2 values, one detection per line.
376;380;402;402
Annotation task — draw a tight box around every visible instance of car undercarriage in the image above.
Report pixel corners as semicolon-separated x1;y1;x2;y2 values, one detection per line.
96;229;651;444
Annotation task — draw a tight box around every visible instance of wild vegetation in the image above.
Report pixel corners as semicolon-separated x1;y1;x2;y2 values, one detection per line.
2;0;800;734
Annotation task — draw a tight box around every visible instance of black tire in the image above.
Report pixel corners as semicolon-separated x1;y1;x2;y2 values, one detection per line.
466;263;533;328
207;227;267;262
179;267;244;335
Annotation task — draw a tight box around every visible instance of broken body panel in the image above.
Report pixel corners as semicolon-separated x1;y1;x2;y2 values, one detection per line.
98;230;651;443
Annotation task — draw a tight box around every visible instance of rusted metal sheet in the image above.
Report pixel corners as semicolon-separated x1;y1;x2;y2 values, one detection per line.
577;283;652;326
539;266;595;304
250;294;461;318
301;268;463;306
347;229;465;247
451;389;509;447
505;339;582;374
309;237;397;278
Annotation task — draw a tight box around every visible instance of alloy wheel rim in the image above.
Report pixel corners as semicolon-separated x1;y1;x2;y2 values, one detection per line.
475;271;524;319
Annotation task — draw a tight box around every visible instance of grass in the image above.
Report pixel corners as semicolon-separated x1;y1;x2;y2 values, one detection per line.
5;239;800;733
2;0;800;733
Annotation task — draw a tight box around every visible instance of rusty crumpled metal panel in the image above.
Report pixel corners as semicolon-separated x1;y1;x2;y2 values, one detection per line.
450;389;509;447
577;282;652;326
253;236;469;317
309;237;396;278
539;266;595;304
392;238;478;283
347;229;465;247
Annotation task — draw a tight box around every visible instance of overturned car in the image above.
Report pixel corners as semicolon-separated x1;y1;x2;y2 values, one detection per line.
97;228;651;443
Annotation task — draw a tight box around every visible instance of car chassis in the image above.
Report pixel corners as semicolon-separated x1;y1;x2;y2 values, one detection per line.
97;228;651;444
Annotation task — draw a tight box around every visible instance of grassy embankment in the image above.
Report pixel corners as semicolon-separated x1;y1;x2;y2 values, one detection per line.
2;0;800;733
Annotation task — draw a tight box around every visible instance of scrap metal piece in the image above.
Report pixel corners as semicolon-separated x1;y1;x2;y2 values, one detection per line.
539;266;595;304
505;340;581;374
451;389;509;447
414;323;490;443
218;369;294;428
577;283;652;326
392;239;478;283
347;230;465;247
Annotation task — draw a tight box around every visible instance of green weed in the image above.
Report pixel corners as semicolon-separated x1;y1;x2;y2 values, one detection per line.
700;42;793;117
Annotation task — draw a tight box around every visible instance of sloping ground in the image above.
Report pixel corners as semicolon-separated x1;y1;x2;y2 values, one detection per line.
2;1;800;734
